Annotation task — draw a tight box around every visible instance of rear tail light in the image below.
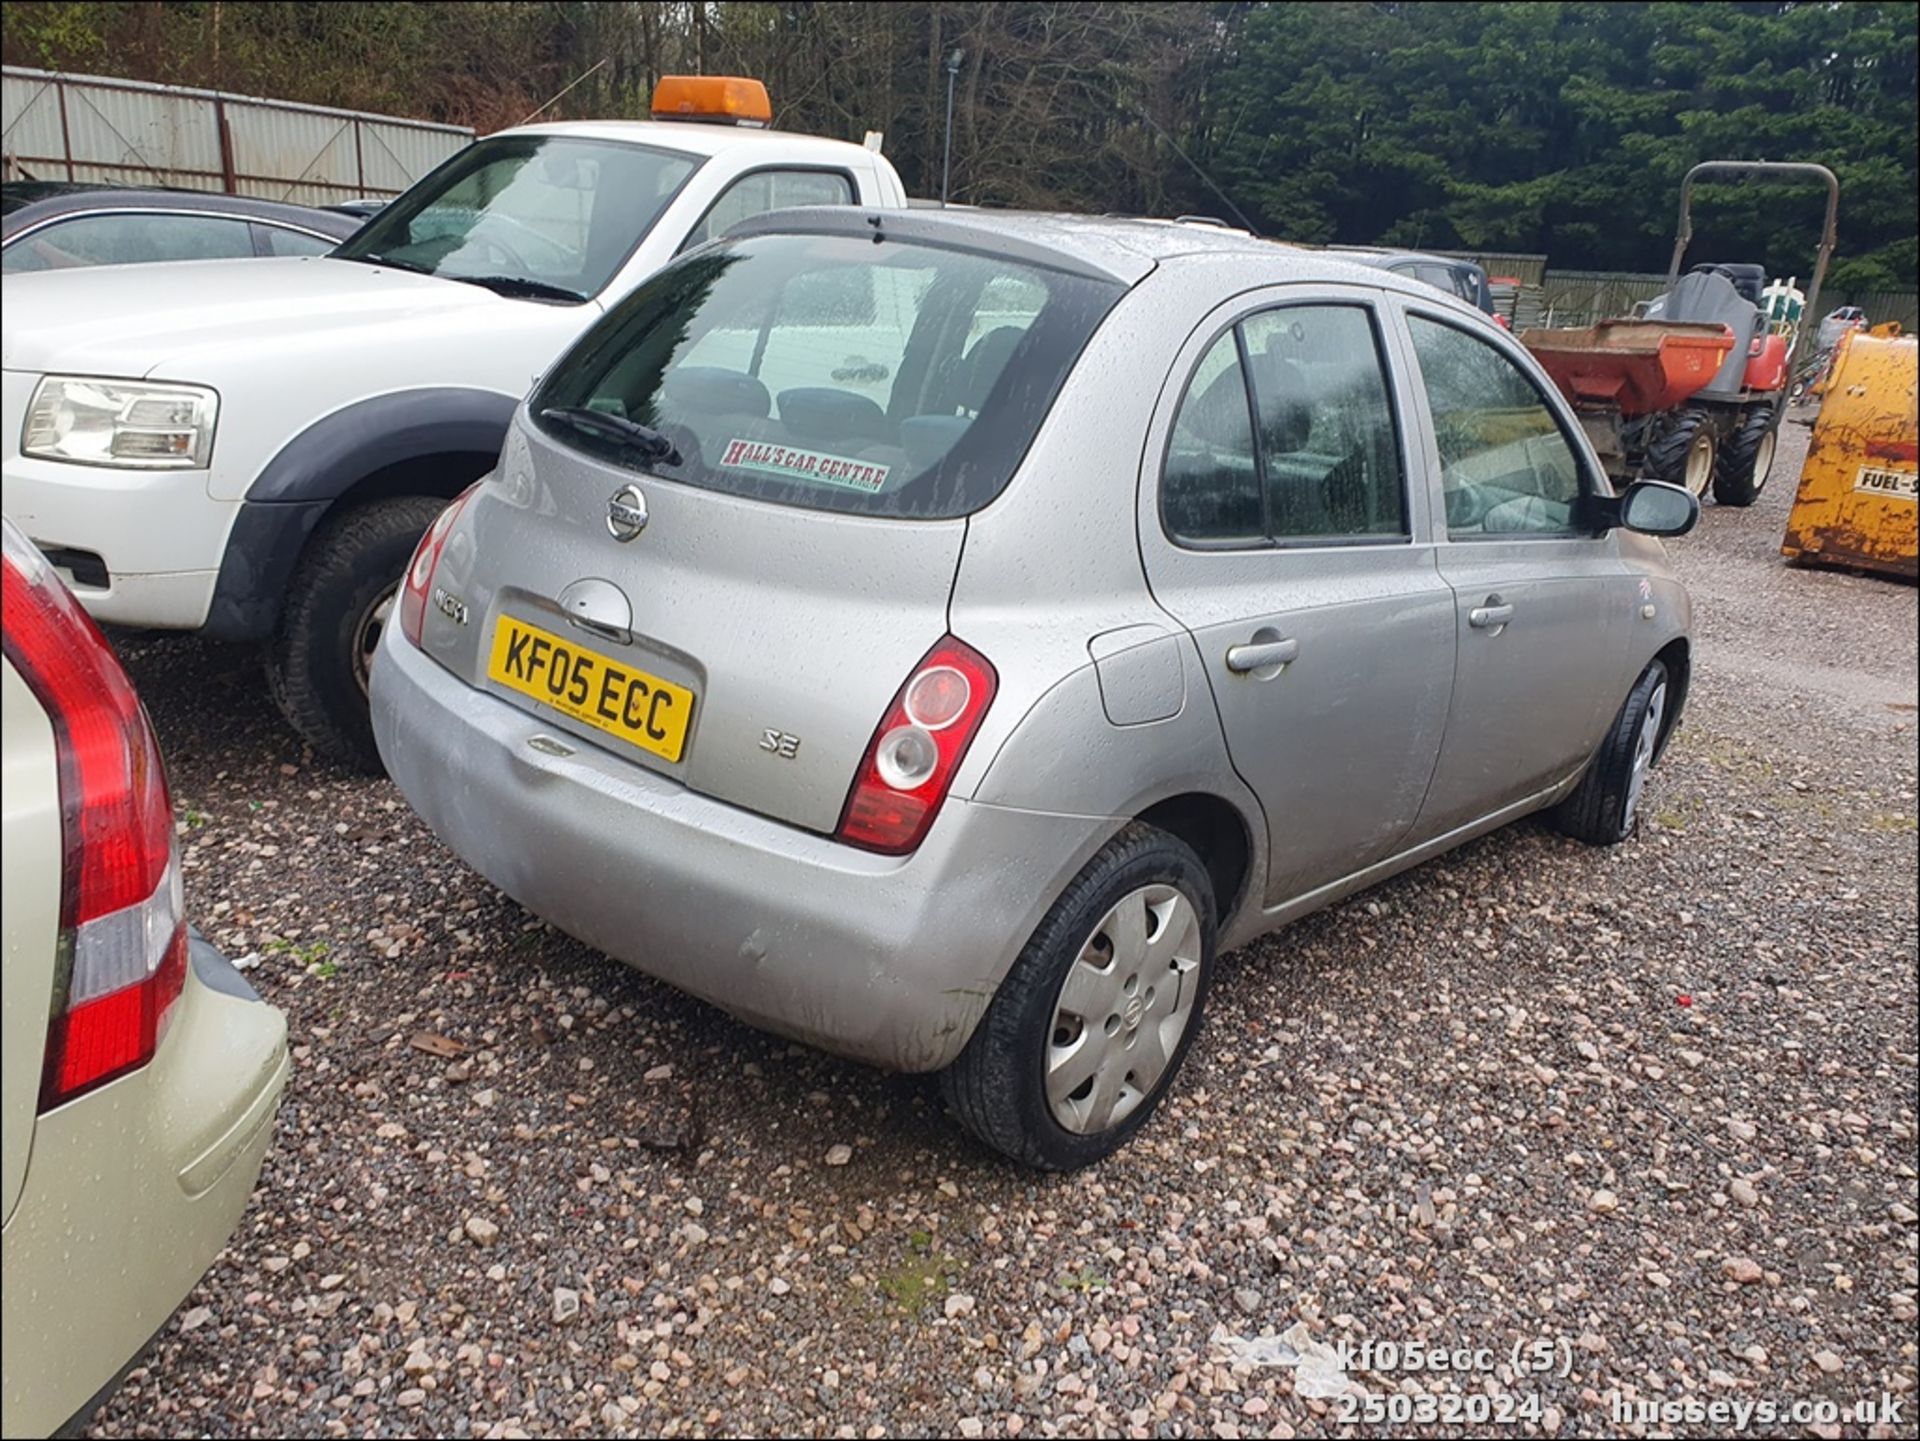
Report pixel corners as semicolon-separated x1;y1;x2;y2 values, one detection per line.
399;483;482;649
836;637;997;855
1;522;187;1111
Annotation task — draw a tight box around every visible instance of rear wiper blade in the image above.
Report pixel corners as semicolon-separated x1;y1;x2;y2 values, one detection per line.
456;274;585;302
540;406;681;466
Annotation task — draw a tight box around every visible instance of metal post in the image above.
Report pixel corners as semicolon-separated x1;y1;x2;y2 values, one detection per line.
55;78;75;181
940;49;963;206
214;96;238;193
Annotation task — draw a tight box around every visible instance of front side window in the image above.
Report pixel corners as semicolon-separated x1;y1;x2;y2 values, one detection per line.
335;136;701;300
3;212;255;272
1162;304;1407;545
680;169;855;252
1407;315;1585;537
533;231;1121;518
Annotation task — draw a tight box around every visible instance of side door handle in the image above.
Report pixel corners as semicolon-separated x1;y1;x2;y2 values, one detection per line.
1469;600;1515;631
1225;636;1299;675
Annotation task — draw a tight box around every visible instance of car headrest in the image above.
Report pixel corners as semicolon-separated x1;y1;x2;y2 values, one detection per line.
1249;351;1312;453
1178;363;1254;451
776;387;889;443
663;366;771;418
961;326;1027;411
900;415;971;471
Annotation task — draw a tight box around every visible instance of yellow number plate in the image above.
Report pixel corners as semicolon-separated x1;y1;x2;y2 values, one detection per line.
486;615;695;764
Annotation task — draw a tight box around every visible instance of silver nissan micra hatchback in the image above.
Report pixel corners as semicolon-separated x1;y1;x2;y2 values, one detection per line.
372;208;1697;1169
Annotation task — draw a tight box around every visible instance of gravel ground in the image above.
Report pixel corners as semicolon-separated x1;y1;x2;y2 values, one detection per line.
90;421;1916;1439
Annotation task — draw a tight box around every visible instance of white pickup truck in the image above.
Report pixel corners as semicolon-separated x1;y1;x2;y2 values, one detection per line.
2;79;906;766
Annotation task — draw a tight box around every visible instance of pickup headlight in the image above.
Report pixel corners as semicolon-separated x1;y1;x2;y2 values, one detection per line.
22;376;219;469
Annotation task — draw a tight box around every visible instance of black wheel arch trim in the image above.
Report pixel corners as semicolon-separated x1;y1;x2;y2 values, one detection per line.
202;388;517;642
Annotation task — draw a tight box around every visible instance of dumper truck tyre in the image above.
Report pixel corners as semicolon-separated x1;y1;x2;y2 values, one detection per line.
1712;403;1778;507
1644;409;1717;497
1551;659;1670;847
266;497;445;773
942;824;1216;1171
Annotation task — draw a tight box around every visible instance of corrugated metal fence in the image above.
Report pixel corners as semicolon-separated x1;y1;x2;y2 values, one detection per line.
2;66;473;203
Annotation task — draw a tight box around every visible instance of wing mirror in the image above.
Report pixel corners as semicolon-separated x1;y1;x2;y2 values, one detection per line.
1583;479;1700;537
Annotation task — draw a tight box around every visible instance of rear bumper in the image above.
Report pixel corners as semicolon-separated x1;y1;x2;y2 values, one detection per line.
371;625;1114;1072
0;932;288;1439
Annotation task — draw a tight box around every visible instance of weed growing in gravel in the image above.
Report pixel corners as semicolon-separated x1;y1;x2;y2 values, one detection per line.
264;938;334;973
1058;1265;1108;1293
875;1230;963;1312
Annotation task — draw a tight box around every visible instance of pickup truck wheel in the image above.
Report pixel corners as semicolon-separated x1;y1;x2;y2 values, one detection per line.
941;824;1215;1171
266;497;444;771
1550;658;1670;846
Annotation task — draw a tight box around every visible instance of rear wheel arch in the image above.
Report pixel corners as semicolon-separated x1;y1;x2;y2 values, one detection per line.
1133;792;1254;934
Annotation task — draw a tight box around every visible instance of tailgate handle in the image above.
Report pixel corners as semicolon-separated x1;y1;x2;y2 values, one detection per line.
557;576;633;643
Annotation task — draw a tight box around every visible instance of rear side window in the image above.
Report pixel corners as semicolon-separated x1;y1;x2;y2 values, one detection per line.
1163;332;1262;543
1162;304;1407;545
3;212;255;272
679;169;855;252
533;232;1123;518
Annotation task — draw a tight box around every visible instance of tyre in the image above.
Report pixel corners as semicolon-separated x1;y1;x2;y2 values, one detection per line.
266;496;445;771
1711;403;1778;507
1550;658;1671;846
941;823;1216;1171
1643;409;1717;497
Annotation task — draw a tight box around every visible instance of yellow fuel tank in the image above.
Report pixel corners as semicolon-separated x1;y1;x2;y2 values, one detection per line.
1782;325;1918;580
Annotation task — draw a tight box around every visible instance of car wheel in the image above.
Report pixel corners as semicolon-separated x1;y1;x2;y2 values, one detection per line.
942;823;1216;1170
1550;658;1671;846
266;496;444;771
1644;409;1717;497
1711;404;1778;507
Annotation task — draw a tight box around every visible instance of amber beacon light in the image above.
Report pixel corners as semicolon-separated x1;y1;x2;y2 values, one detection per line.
650;76;773;127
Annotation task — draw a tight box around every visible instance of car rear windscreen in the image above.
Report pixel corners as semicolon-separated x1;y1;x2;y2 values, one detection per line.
531;231;1124;518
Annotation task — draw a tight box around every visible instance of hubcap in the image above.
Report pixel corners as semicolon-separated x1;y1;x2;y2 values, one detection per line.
1623;681;1667;831
353;586;398;697
1046;884;1202;1135
1684;432;1714;496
